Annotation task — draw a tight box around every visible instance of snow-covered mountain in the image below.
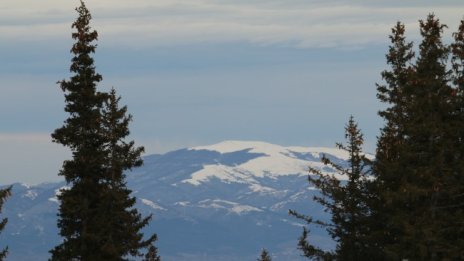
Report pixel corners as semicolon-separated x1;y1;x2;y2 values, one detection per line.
0;141;354;261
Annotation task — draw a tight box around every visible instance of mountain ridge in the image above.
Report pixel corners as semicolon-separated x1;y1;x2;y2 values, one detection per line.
1;140;353;260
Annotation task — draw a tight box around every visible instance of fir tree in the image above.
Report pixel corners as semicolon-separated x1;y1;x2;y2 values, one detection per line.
452;19;464;90
371;21;415;259
50;1;156;260
143;242;161;261
0;186;11;261
257;249;272;261
447;17;464;259
375;21;414;171
374;14;460;259
290;117;374;261
402;14;454;259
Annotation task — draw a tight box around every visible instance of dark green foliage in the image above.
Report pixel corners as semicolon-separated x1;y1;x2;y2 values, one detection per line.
371;21;415;259
291;14;464;261
374;14;464;259
50;1;157;260
144;241;161;261
376;21;414;161
286;221;333;261
290;117;374;261
452;19;464;90
257;249;272;261
449;18;464;259
0;186;11;261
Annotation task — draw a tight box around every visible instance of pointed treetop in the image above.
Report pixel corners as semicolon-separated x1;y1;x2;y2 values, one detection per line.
257;249;272;261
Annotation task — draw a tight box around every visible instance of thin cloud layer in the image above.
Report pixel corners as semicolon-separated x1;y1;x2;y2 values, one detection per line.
2;0;461;184
1;0;462;49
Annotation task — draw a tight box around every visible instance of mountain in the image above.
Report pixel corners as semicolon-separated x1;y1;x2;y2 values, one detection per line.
0;141;355;260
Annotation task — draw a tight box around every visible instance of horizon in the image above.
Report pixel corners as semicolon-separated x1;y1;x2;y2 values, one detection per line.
1;0;462;184
7;139;361;186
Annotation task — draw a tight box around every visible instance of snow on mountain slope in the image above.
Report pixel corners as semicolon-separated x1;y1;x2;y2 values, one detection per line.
184;140;348;185
1;140;358;261
140;198;167;211
192;140;351;160
197;199;263;215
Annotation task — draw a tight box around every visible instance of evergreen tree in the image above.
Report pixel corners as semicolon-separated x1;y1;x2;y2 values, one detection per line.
371;21;415;259
374;14;460;259
0;186;11;261
375;21;414;177
403;14;454;260
50;1;156;260
290;117;374;261
257;249;272;261
452;19;464;90
143;242;161;261
447;17;464;259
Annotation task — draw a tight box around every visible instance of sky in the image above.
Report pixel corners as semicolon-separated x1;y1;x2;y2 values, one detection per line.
1;0;463;185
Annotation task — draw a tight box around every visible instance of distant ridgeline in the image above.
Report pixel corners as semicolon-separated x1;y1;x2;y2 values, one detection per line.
1;141;355;261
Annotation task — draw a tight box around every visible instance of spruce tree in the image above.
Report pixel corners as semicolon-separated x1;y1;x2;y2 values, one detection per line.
448;17;464;259
257;249;272;261
452;19;464;89
403;14;454;259
143;243;161;261
371;21;415;259
290;117;374;261
50;1;156;260
374;14;460;259
0;186;11;261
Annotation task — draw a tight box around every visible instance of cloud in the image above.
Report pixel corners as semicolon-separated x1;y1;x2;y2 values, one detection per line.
1;0;462;49
0;0;461;185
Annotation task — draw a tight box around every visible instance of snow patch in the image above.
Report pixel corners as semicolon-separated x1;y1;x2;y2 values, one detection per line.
288;146;351;161
281;218;305;227
190;140;278;154
249;184;276;193
20;183;31;189
22;190;38;200
140;198;167;211
270;191;307;211
248;184;287;197
55;186;70;197
174;201;190;207
48;198;59;203
182;164;257;186
48;186;71;203
197;199;262;215
183;140;352;186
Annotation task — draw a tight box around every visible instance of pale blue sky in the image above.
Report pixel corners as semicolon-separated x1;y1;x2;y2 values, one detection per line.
1;0;462;184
